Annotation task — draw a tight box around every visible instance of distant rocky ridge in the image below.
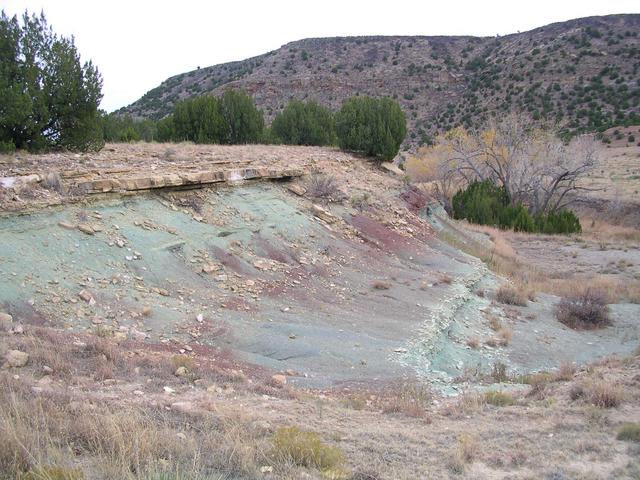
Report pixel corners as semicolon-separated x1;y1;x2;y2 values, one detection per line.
120;14;640;146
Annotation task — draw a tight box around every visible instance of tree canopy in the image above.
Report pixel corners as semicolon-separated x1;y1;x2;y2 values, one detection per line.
0;10;103;152
335;96;406;161
271;100;336;146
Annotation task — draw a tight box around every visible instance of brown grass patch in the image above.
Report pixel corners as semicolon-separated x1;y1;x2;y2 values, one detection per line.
495;285;528;306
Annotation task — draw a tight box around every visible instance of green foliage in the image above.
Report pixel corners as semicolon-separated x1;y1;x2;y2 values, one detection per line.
102;114;158;142
218;89;264;144
172;95;226;143
0;10;103;152
271;100;336;146
272;426;345;471
162;90;263;144
0;140;16;154
335;96;406;161
453;181;581;234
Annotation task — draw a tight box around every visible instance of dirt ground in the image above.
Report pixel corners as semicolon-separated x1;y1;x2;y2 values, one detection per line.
1;142;639;479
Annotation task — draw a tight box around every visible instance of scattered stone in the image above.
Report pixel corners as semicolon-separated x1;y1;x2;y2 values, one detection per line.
78;289;95;304
174;366;188;377
311;204;337;224
271;374;287;386
141;306;153;317
0;312;12;331
287;184;306;196
380;162;404;176
5;350;29;368
176;432;187;440
202;263;220;274
77;223;95;235
260;466;274;474
11;324;24;335
58;220;76;230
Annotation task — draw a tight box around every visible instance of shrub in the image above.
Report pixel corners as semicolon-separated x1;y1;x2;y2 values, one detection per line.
0;140;16;154
335;96;406;161
617;423;640;442
484;391;515;406
271;100;336;146
168;90;263;144
306;174;340;200
452;180;581;234
271;426;344;470
496;285;527;306
555;288;611;329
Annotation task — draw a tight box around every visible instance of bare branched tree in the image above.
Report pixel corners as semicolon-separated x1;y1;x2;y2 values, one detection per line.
419;113;601;214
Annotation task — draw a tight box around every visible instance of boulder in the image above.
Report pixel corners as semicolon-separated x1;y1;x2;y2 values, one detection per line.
6;350;29;368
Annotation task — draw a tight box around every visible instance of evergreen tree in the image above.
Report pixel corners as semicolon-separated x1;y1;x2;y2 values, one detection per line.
335;96;406;161
0;10;104;151
218;89;264;144
271;100;336;146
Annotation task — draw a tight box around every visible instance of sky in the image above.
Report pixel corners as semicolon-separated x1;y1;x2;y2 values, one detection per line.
2;0;638;112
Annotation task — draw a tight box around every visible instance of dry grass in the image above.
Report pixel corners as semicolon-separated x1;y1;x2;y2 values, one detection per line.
484;391;516;407
380;381;432;419
441;217;640;304
495;285;528;306
570;379;624;408
0;372;274;479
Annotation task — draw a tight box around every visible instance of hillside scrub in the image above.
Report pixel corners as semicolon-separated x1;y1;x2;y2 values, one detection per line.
0;10;103;152
336;96;406;161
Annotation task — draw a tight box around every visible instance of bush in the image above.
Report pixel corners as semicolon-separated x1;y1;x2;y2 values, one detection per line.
306;173;340;200
272;426;344;470
0;140;16;154
166;90;263;144
617;423;640;442
555;288;611;329
271;100;336;146
452;180;581;234
335;96;406;161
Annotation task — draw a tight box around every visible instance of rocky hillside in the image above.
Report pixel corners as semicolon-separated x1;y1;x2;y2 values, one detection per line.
120;15;640;145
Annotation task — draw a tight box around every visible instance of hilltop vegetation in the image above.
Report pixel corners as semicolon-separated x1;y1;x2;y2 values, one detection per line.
120;14;640;146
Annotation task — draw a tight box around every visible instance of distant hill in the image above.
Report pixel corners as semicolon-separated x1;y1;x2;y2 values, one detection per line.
120;14;640;146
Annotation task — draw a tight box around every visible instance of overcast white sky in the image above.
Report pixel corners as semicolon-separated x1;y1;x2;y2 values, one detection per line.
2;0;638;112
